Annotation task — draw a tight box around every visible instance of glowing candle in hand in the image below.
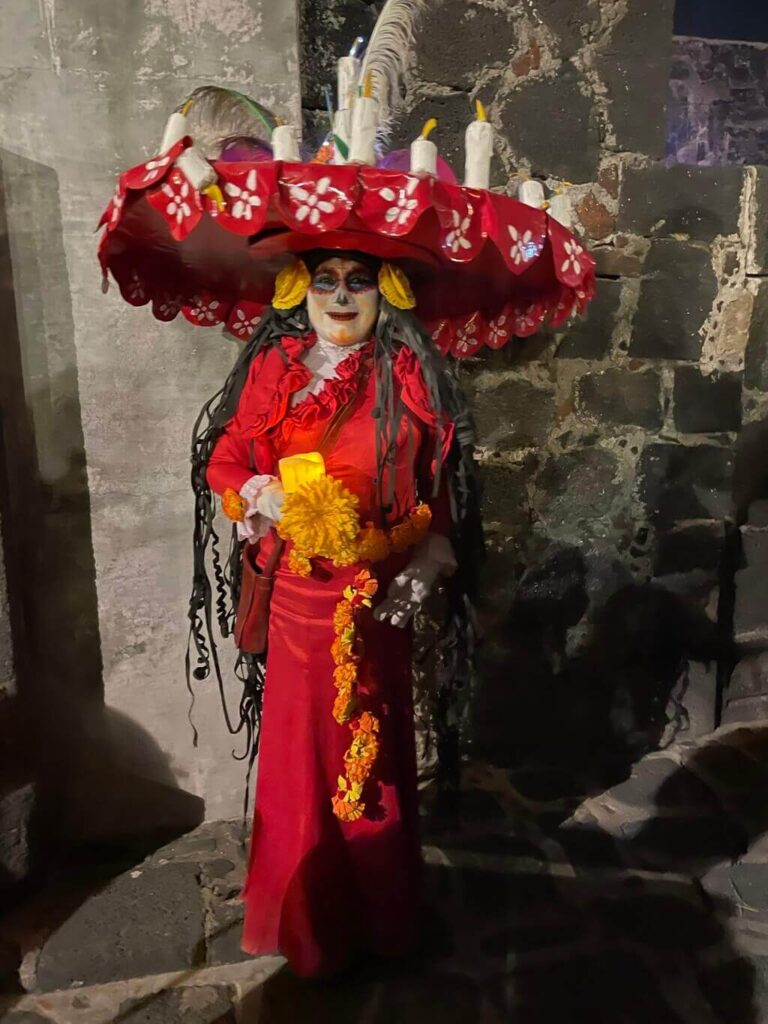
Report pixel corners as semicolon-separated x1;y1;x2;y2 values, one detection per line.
410;118;438;175
464;99;493;190
279;452;326;493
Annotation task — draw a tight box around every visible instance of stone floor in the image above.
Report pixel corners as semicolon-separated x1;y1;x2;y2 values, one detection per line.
1;722;768;1023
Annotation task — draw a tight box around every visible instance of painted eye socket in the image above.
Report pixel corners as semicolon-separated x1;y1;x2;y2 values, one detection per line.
347;274;375;292
311;273;337;292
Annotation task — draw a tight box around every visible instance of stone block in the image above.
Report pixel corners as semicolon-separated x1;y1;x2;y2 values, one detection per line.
747;166;768;275
556;277;621;359
629;241;717;360
734;529;768;649
639;443;734;528
499;66;601;182
534;446;623;535
745;280;768;392
575;367;662;429
481;458;535;531
116;985;237;1024
594;0;675;157
469;373;555;451
0;782;34;887
618;165;745;242
536;0;597;57
592;245;644;278
414;2;513;89
35;862;205;991
575;192;616;240
654;522;725;576
676;661;718;739
673;367;742;434
728;653;768;702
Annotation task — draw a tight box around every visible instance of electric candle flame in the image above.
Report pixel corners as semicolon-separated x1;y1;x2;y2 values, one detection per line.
475;99;487;122
279;452;327;494
420;118;438;139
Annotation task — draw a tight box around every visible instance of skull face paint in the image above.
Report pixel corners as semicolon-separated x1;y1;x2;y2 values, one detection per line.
306;257;379;347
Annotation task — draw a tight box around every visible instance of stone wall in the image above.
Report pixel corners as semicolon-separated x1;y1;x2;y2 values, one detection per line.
298;0;768;784
669;37;768;167
0;0;300;866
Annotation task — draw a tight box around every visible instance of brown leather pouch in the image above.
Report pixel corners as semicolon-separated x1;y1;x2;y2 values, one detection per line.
233;536;285;655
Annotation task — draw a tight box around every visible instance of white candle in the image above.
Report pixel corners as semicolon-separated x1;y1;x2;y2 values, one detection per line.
159;110;188;154
464;101;493;189
337;56;360;112
519;178;546;208
410;118;438;175
333;109;351;164
549;192;573;228
176;146;216;190
349;95;378;165
272;124;300;161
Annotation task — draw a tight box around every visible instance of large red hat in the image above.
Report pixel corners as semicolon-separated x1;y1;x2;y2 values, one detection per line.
99;147;595;359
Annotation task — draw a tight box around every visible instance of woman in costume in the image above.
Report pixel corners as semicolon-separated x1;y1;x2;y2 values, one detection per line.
96;0;594;980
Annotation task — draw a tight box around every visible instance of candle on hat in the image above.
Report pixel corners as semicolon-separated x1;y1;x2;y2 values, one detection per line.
333;53;360;163
349;73;378;165
464;99;493;190
410;118;438;175
272;123;300;161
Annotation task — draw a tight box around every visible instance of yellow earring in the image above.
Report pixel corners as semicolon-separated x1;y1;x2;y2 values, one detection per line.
378;262;416;310
272;258;311;309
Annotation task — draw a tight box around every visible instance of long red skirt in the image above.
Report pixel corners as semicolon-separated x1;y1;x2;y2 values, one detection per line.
239;538;424;977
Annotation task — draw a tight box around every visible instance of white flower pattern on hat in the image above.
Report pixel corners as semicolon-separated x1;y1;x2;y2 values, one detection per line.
508;225;535;265
163;178;192;225
225;170;262;221
380;178;419;227
445;209;473;253
289;176;335;226
561;239;584;276
142;154;171;183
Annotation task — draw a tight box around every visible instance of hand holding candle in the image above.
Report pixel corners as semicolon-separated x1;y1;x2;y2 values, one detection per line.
464;99;493;190
410;118;438;176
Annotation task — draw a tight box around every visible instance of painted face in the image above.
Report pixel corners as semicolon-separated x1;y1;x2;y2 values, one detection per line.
306;257;379;347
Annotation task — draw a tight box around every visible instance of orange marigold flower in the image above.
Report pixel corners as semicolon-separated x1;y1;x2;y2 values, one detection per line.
288;548;312;576
355;523;390;563
346;759;370;785
332;601;354;633
221;488;246;523
332;795;364;822
356;711;380;735
410;502;432;542
333;662;357;688
331;635;357;664
347;730;379;765
333;692;357;723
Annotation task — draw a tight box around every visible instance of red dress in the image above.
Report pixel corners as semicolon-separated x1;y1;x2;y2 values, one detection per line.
207;333;452;977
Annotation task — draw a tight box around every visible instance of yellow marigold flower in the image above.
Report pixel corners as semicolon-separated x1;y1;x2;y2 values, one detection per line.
221;488;246;523
355;523;390;563
333;601;354;632
287;548;312;576
332;546;359;568
347;730;379;765
278;475;360;561
346;759;370;785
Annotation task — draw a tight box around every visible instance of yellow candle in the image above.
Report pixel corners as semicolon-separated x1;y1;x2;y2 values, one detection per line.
278;452;326;493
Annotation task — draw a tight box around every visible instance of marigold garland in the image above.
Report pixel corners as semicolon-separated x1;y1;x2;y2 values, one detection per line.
330;570;380;822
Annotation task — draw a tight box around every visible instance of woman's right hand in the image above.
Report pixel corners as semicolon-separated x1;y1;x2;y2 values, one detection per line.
238;475;285;542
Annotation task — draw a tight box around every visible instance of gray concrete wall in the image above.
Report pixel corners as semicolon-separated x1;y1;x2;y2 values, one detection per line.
0;0;300;842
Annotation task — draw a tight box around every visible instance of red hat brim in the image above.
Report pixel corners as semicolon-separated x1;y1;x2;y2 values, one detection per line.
98;155;595;357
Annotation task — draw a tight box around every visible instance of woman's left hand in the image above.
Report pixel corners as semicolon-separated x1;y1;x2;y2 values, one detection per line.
373;533;457;629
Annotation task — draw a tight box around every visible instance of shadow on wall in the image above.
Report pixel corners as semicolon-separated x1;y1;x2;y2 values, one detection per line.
0;150;203;886
473;543;725;799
